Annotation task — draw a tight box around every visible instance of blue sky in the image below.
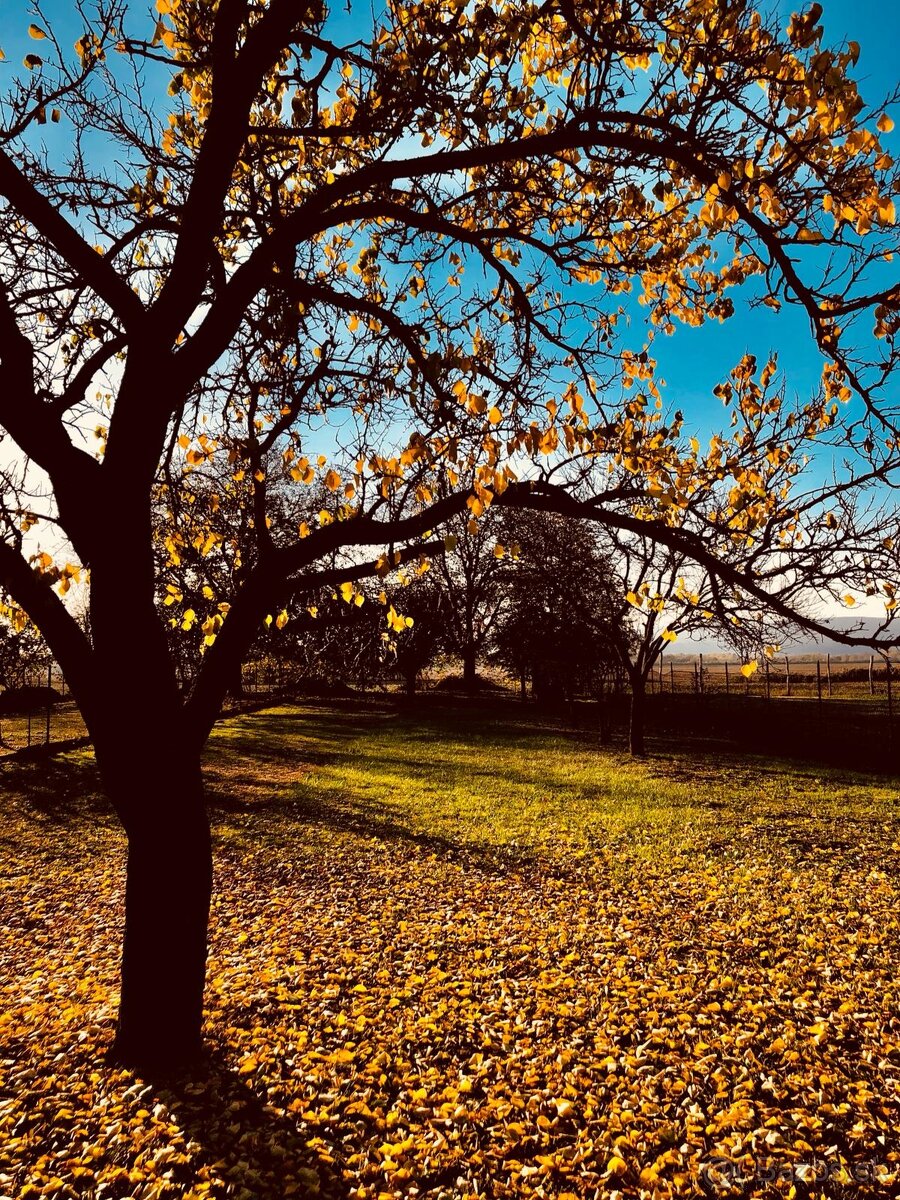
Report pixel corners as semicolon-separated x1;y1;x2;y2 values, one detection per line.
2;0;898;631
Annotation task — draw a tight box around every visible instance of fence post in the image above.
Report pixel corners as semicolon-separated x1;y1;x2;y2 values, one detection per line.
826;653;832;698
659;655;664;693
887;657;894;721
765;657;771;701
816;660;823;708
724;661;730;696
698;654;704;695
785;656;791;698
45;662;52;744
869;654;875;696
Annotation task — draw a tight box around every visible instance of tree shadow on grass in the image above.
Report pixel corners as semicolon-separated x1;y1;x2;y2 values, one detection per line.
206;764;548;878
152;1053;350;1198
1;750;105;815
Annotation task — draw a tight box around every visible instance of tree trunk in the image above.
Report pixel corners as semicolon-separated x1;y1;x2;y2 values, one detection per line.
84;447;214;1074
519;670;527;702
404;667;417;696
93;716;211;1074
226;658;245;699
104;754;211;1074
629;675;647;757
462;642;477;693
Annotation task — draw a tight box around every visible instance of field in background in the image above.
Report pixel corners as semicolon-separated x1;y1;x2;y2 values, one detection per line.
1;698;899;1198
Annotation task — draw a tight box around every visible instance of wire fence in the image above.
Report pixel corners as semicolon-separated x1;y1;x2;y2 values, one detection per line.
0;665;85;755
3;653;900;760
646;653;899;711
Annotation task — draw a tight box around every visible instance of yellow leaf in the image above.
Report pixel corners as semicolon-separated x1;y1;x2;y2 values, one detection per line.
661;628;677;643
28;24;47;39
487;406;502;425
740;660;758;678
843;594;856;606
878;113;895;134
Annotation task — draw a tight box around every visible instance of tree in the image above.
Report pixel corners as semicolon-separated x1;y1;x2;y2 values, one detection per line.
593;527;789;756
384;567;449;695
435;505;508;693
491;510;620;701
0;601;51;689
2;0;899;1070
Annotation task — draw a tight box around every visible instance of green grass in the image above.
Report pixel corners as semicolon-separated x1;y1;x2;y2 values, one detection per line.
205;697;900;865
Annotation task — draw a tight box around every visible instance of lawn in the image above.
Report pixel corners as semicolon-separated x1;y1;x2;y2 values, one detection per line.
1;698;899;1198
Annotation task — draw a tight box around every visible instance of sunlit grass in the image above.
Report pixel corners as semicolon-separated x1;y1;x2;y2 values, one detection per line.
205;698;900;865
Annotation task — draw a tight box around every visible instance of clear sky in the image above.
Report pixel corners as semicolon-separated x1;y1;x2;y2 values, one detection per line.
3;1;898;461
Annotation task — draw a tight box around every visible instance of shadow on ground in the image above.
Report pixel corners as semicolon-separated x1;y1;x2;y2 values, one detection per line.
153;1055;349;1199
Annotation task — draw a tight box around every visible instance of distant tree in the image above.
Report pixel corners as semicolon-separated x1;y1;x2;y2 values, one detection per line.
434;506;507;693
270;588;384;690
383;569;450;695
0;607;51;690
491;511;621;702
